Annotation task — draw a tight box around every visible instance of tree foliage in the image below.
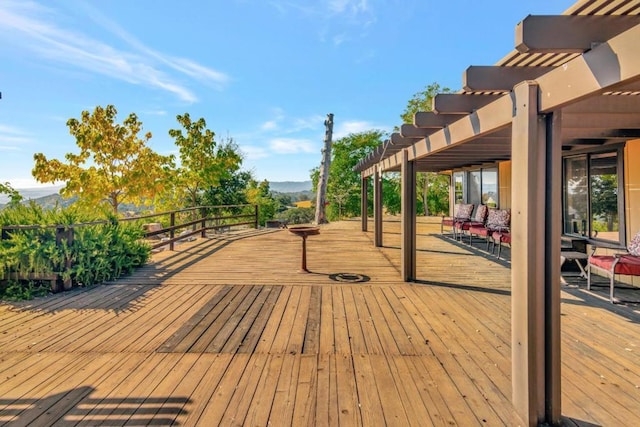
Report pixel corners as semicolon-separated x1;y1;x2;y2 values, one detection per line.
32;105;174;213
400;82;451;216
169;114;243;208
312;130;386;221
245;179;279;226
0;182;23;207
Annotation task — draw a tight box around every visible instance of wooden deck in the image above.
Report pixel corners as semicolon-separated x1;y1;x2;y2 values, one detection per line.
0;218;638;426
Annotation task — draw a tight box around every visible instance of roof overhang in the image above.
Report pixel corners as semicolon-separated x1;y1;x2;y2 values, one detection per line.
355;1;640;177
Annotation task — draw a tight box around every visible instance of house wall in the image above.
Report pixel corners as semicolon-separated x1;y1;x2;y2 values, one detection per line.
625;139;640;241
498;161;511;210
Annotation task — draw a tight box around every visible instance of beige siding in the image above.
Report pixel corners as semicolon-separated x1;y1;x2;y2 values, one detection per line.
625;139;640;241
498;161;511;209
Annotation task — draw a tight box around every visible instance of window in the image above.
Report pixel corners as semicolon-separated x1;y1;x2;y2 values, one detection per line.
452;167;499;208
453;172;464;204
563;150;623;243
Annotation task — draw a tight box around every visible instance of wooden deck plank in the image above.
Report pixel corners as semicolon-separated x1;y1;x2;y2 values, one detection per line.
302;285;321;354
291;354;318;426
157;285;233;353
206;285;263;353
341;287;368;355
235;285;283;354
1;218;638;426
242;354;285;426
351;354;385;425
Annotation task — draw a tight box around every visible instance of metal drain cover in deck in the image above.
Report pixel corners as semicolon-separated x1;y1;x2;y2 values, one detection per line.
329;273;370;283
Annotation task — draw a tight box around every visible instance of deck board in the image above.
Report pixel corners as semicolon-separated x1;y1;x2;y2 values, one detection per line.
1;218;639;425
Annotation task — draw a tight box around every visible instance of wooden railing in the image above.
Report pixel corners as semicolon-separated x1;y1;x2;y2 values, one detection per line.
0;204;258;292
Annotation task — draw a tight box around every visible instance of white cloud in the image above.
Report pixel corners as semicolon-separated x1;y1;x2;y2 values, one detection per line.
333;120;379;138
0;1;229;103
0;124;32;148
261;120;279;131
240;145;269;160
269;138;317;154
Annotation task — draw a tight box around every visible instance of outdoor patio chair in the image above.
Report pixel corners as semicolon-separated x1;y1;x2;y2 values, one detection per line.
492;229;511;259
441;203;474;239
468;209;511;252
455;205;489;242
587;231;640;303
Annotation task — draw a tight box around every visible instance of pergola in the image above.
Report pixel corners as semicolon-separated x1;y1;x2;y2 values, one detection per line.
353;1;640;425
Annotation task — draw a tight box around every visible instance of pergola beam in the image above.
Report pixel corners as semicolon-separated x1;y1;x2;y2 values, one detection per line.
515;15;640;54
390;132;421;145
413;111;459;128
463;65;554;91
400;124;438;138
433;93;504;114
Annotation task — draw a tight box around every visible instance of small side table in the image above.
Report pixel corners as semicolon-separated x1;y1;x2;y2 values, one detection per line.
560;251;588;284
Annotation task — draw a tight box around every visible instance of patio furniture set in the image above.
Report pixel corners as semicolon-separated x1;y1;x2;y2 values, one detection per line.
442;204;640;303
441;203;511;259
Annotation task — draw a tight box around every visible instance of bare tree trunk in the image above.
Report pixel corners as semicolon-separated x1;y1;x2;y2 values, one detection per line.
315;113;334;224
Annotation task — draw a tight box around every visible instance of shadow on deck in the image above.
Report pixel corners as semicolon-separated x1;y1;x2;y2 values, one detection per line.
0;218;638;426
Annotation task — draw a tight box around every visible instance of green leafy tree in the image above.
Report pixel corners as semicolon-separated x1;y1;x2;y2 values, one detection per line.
311;130;386;221
169;114;243;208
0;182;23;207
203;170;251;208
32;105;174;214
400;82;451;216
591;174;618;231
246;179;279;226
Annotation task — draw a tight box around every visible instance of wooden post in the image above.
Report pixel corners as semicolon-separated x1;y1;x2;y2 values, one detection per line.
545;110;562;425
373;167;383;247
170;212;176;251
511;81;562;426
361;175;369;232
401;149;416;282
315;113;334;224
201;207;207;238
254;205;259;229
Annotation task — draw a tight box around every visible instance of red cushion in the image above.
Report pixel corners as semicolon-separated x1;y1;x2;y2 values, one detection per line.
492;231;511;244
442;218;455;227
455;220;483;231
469;225;490;237
589;255;640;276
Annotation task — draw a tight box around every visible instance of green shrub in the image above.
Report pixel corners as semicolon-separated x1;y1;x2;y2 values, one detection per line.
0;203;150;300
276;207;315;225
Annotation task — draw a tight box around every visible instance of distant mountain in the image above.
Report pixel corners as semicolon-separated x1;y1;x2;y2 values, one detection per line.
269;181;312;193
0;185;63;205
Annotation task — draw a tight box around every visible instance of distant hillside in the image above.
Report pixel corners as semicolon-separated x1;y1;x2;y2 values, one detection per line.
0;185;63;205
269;181;312;193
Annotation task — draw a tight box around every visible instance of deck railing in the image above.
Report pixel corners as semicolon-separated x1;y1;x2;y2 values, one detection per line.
0;204;258;292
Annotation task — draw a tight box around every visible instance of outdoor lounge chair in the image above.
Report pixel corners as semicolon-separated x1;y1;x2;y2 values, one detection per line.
455;205;489;242
468;209;510;252
441;203;474;239
587;231;640;303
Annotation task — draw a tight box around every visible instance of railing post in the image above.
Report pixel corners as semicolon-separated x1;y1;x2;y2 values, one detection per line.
55;226;74;290
201;207;207;238
254;205;259;229
170;212;175;251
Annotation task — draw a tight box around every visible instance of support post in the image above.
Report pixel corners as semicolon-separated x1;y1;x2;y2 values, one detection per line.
361;175;369;232
545;111;562;424
401;149;416;281
374;167;383;247
511;81;562;426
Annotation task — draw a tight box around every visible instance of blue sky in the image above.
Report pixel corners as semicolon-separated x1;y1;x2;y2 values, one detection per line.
0;0;576;188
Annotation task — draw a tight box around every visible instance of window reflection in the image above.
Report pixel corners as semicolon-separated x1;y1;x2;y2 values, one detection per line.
563;151;621;243
590;152;618;241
